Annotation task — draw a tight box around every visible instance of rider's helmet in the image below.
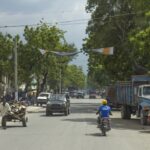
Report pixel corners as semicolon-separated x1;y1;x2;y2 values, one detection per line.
101;99;107;105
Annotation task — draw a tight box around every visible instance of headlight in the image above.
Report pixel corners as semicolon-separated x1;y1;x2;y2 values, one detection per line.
47;101;51;105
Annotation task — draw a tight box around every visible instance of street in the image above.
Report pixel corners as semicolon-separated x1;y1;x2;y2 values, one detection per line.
0;98;150;150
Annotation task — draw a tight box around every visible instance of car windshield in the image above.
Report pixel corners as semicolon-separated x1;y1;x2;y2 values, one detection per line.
39;94;49;97
49;94;65;101
143;87;150;95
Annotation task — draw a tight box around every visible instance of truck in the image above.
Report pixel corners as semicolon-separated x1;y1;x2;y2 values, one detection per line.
106;75;150;125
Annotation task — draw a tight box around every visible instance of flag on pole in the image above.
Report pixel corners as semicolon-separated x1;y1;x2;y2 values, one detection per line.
92;47;114;55
50;51;80;56
39;49;46;55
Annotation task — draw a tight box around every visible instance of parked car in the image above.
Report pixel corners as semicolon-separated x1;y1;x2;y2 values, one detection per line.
46;94;70;116
76;92;85;99
69;91;77;98
89;91;97;99
37;92;51;106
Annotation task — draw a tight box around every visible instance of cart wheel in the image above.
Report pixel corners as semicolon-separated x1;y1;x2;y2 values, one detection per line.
2;117;7;129
26;117;28;122
22;118;27;127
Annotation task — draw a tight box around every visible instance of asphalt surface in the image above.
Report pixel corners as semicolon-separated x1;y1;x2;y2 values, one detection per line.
0;98;150;150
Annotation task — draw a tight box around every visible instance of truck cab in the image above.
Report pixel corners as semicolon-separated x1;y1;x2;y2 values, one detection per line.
138;85;150;98
137;85;150;125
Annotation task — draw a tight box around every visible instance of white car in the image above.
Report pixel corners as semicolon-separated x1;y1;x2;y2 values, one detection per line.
37;92;51;106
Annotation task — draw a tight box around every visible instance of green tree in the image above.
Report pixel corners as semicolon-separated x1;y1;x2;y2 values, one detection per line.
83;0;150;85
21;22;76;94
63;65;86;90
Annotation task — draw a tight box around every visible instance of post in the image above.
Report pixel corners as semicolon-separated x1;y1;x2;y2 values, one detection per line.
14;39;18;101
59;66;62;94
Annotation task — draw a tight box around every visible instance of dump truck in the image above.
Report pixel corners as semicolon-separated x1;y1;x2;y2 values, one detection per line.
106;75;150;125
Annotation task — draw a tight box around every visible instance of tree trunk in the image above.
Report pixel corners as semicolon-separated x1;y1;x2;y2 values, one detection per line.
40;72;48;93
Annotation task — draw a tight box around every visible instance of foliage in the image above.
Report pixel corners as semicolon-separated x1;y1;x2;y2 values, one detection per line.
63;65;86;89
83;0;150;86
0;22;77;94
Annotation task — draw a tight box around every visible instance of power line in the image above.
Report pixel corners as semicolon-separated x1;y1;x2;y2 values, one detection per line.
0;11;146;29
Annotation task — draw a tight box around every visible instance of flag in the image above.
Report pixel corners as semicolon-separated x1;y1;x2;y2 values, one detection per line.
50;51;80;56
92;47;114;55
39;49;46;55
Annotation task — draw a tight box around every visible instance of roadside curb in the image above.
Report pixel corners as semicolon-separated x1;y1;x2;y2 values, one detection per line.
26;106;45;113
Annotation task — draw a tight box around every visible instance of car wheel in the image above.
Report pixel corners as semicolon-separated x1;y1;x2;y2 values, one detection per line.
68;108;70;114
65;109;68;116
22;117;27;127
46;111;49;116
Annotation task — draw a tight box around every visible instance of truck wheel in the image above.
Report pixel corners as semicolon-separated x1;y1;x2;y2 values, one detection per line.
126;106;131;119
140;111;147;125
65;109;68;116
121;106;131;119
121;106;127;119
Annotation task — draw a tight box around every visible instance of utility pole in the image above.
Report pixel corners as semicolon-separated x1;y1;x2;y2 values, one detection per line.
14;38;18;101
59;66;62;94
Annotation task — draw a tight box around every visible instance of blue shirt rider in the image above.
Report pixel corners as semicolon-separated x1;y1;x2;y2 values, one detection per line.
96;99;112;117
96;99;112;128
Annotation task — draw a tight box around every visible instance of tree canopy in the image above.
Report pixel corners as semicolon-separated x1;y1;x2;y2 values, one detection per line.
83;0;150;87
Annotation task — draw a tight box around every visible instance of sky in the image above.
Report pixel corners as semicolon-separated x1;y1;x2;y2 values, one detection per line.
0;0;90;74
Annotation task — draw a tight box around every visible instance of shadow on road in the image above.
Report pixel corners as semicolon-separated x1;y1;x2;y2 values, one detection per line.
40;114;65;117
85;133;102;137
70;103;99;114
139;130;150;134
62;118;97;125
0;125;24;130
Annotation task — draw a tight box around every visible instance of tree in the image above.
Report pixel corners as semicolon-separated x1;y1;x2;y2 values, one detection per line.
129;12;150;71
63;65;86;90
83;0;150;85
21;22;76;94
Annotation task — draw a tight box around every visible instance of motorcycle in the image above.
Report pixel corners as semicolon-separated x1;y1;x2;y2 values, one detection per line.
98;117;111;136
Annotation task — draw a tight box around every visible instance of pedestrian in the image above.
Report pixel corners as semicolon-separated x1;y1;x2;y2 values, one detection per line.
0;97;11;129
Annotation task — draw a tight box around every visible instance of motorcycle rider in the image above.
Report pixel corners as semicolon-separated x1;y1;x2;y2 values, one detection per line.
96;99;112;129
0;97;11;129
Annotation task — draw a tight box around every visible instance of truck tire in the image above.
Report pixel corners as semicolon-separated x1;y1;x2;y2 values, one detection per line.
121;105;131;119
140;111;147;125
126;106;131;119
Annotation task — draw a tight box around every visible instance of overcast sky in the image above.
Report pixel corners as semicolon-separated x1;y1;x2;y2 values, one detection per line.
0;0;90;74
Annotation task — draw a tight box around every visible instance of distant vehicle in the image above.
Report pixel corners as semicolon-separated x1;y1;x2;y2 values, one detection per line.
89;91;97;99
37;92;51;106
69;91;77;98
76;92;85;99
46;94;70;116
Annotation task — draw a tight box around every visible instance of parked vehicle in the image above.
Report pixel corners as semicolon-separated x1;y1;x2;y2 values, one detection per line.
37;92;51;106
76;92;85;99
107;75;150;125
89;91;97;99
46;94;70;116
69;91;77;98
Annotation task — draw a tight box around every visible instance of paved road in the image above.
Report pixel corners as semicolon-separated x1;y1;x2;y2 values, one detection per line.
0;99;150;150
